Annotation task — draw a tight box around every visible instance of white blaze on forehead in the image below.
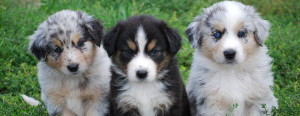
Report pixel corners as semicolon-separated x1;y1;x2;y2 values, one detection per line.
127;26;157;82
136;26;147;52
223;1;246;29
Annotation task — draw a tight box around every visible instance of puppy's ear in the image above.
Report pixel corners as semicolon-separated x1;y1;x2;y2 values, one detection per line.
85;19;104;47
104;24;120;56
253;17;270;46
186;20;202;48
29;26;47;61
161;21;182;56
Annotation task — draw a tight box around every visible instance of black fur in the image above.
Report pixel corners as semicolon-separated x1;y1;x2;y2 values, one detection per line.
84;19;104;47
29;32;47;61
104;15;190;116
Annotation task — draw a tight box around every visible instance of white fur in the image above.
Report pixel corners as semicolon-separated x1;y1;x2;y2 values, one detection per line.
127;26;157;82
21;95;40;106
38;46;111;116
186;1;278;116
187;47;278;115
117;81;172;116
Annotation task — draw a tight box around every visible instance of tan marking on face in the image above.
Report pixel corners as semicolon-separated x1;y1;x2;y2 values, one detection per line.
157;52;170;72
201;35;225;63
82;42;97;66
147;39;157;51
127;40;136;51
46;52;65;70
113;51;128;73
234;21;244;32
242;33;259;59
72;32;81;45
52;39;62;47
213;23;225;32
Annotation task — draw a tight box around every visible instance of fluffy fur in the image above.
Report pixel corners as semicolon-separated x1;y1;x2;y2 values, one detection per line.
104;15;190;116
185;1;278;116
28;10;111;116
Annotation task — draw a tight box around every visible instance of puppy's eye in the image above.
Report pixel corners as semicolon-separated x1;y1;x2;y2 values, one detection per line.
150;49;159;57
238;31;247;38
77;41;85;47
54;47;63;53
124;49;134;56
213;31;222;39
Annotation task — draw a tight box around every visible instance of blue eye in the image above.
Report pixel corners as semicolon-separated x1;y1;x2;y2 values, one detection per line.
213;31;221;38
124;49;134;56
150;49;159;56
54;47;63;53
238;31;246;38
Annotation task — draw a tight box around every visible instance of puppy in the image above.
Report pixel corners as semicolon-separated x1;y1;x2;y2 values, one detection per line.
104;15;190;116
185;1;278;116
28;10;111;116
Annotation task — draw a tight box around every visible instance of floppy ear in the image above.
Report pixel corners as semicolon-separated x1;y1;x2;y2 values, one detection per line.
253;17;270;46
85;19;104;47
161;21;182;56
186;19;203;48
29;27;47;61
104;25;121;56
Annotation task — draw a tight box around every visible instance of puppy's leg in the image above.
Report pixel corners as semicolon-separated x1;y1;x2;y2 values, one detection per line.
62;109;76;116
42;94;62;116
250;92;278;116
86;99;109;116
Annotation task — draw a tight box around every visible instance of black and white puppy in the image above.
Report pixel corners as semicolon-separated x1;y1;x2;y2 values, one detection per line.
27;10;111;116
186;1;278;116
104;15;190;116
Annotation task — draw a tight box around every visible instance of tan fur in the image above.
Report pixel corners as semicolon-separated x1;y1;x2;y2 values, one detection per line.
127;40;137;51
62;109;76;116
113;51;128;73
147;39;157;51
46;51;65;69
233;21;244;32
242;32;260;58
213;23;225;32
157;52;170;72
53;39;63;48
72;32;81;45
82;41;97;65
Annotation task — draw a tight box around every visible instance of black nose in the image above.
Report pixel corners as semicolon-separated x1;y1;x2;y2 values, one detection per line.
67;63;79;72
136;70;148;79
224;49;236;60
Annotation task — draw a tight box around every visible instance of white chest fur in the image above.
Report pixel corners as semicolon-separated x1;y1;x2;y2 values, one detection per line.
117;81;173;116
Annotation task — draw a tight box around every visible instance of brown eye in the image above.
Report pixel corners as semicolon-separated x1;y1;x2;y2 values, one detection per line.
77;41;85;47
150;49;159;56
238;30;247;38
124;49;134;56
54;47;63;53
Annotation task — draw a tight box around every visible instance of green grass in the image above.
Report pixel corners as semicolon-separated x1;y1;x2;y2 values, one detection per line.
0;0;299;115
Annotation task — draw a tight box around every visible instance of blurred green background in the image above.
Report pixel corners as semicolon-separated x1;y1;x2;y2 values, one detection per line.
0;0;299;115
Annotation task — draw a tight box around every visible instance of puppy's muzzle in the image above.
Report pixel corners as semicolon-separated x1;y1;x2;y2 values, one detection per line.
67;63;79;72
136;70;148;79
224;49;236;60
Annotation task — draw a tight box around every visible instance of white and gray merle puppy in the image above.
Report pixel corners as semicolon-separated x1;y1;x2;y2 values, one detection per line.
27;10;111;116
185;1;278;116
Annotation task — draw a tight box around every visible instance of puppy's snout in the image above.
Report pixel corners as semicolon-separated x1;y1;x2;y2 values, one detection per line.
136;70;148;79
67;63;79;72
224;49;236;60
